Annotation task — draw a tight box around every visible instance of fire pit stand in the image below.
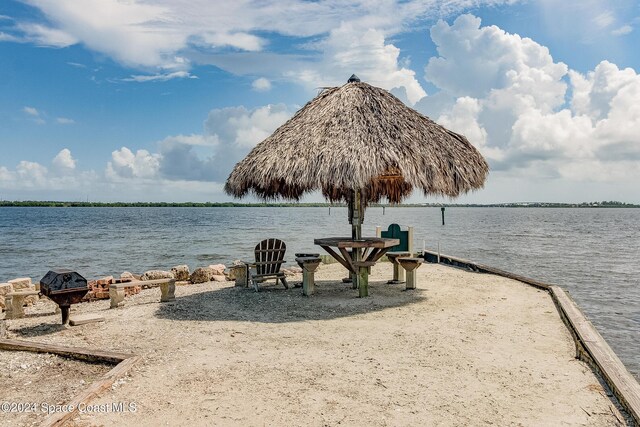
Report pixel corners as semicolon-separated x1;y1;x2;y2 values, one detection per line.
39;269;89;324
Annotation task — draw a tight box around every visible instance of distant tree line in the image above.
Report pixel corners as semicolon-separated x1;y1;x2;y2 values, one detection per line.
0;201;344;208
0;201;638;208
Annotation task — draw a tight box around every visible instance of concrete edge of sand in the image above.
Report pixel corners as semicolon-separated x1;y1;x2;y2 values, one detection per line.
421;249;640;425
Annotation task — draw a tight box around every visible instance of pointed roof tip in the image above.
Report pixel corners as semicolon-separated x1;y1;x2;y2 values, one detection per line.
347;74;361;83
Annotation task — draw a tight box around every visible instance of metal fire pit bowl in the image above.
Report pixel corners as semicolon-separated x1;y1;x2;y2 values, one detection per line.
40;269;89;324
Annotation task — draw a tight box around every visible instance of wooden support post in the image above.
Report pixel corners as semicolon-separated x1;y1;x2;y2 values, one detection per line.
395;262;405;283
303;268;315;296
408;226;414;256
358;266;369;298
303;263;320;296
406;269;417;290
351;269;358;289
353;189;364;291
441;206;445;225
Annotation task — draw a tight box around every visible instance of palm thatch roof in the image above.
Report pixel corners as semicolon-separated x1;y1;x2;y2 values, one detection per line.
225;80;489;204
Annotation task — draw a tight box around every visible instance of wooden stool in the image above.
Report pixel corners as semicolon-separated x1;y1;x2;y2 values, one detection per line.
230;264;248;288
386;251;411;284
293;253;320;288
295;253;320;266
397;258;424;290
295;256;322;296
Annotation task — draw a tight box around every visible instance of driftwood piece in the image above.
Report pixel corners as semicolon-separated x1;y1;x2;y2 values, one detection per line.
41;356;140;427
69;313;106;326
0;338;134;363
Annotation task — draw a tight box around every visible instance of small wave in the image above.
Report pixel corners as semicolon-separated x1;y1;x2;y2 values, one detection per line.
196;253;228;261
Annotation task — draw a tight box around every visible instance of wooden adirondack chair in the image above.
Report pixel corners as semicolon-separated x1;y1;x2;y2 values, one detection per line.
247;238;289;292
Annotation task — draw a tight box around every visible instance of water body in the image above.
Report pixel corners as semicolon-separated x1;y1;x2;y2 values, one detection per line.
1;206;638;379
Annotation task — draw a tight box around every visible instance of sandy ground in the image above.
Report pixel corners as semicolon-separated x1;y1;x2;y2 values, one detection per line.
0;350;112;426
0;262;630;426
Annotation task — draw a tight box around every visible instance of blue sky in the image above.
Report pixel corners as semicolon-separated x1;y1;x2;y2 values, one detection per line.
1;0;639;203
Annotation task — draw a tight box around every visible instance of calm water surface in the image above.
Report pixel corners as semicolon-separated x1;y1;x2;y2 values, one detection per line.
1;207;638;379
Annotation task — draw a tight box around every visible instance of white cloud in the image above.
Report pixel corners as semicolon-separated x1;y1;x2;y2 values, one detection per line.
252;77;271;92
160;134;218;147
435;96;505;160
22;107;76;126
159;103;292;181
592;11;614;29
23;106;39;116
509;109;594;164
3;7;640;202
611;25;632;36
418;14;640;186
21;0;184;68
426;14;567;108
204;104;291;149
0;149;94;194
1;102;294;198
56;117;75;124
1;102;292;197
15;22;77;47
199;31;265;51
15;161;48;188
569;60;638;121
122;71;197;83
0;154;220;201
107;104;292;183
0;31;20;42
106;147;161;179
52;148;77;171
287;24;426;105
22;106;45;124
9;1;516;83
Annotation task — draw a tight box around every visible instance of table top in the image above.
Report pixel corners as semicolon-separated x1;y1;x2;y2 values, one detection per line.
314;237;400;249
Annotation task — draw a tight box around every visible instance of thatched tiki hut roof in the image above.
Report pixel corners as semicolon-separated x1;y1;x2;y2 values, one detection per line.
224;77;489;205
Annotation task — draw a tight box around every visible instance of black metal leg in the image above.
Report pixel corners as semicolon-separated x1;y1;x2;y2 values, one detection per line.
60;305;70;324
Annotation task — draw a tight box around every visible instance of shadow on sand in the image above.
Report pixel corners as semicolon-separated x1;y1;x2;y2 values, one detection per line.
10;322;67;337
154;279;426;323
